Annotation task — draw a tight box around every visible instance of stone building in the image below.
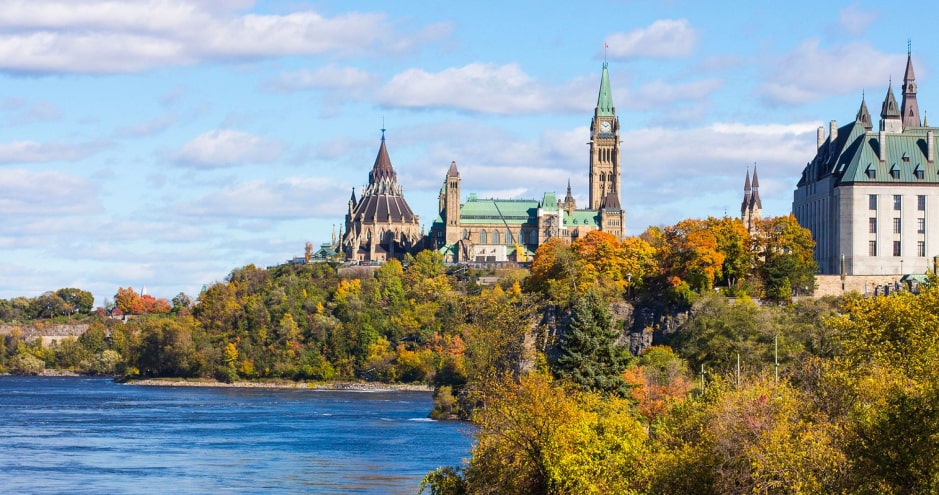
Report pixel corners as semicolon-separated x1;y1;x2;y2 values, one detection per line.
339;131;422;263
793;49;939;276
427;62;627;262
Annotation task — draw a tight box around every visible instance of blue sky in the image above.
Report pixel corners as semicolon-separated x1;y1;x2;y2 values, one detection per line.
1;0;937;305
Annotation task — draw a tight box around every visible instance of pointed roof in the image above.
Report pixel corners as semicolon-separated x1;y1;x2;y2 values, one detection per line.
856;93;873;130
902;49;921;129
447;160;459;177
881;82;901;119
369;132;396;184
750;166;762;209
743;169;752;193
596;62;614;117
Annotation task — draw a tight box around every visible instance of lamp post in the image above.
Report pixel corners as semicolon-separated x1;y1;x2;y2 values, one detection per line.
627;272;632;298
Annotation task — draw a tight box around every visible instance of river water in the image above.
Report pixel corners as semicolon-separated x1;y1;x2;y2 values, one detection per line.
0;376;472;494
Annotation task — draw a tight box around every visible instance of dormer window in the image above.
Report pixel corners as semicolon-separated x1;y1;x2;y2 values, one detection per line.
915;165;925;180
890;164;900;179
866;164;877;179
902;153;910;162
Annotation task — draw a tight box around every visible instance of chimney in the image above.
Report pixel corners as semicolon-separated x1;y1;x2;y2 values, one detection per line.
817;126;825;151
929;130;935;163
879;130;887;162
829;120;838;144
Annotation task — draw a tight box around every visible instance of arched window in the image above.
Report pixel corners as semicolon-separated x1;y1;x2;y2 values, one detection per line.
493;230;501;244
506;230;512;244
479;230;488;244
462;229;468;239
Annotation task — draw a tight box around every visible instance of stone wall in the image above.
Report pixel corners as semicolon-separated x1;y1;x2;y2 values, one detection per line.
813;274;906;297
0;323;89;343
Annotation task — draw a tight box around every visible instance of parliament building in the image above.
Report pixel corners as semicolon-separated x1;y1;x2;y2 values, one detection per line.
339;62;627;264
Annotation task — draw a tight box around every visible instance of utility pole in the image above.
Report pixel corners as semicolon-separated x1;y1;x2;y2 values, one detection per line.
736;352;741;387
774;335;779;385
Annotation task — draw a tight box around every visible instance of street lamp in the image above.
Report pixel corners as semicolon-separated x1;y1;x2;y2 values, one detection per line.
627;273;632;298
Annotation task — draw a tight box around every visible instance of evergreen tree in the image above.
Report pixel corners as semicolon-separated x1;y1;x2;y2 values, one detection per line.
553;292;630;396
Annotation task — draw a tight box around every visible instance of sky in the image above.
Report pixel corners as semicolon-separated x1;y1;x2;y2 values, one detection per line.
2;0;938;306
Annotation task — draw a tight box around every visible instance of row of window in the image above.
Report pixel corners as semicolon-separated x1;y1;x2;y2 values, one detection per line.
868;217;927;234
869;194;927;211
468;229;538;245
866;166;927;180
869;240;926;257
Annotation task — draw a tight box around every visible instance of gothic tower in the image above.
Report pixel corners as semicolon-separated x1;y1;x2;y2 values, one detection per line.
746;166;763;231
741;168;752;226
901;45;921;130
444;161;461;244
589;62;621;210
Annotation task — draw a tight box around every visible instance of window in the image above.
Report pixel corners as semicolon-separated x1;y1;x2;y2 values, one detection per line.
479;230;487;244
869;217;877;234
506;230;512;244
918;218;926;234
918;195;926;211
894;195;902;210
463;229;468;239
529;231;537;244
492;230;500;244
919;240;926;257
894;218;902;234
894;240;902;256
890;165;900;179
869;240;878;256
915;167;925;180
869;195;878;210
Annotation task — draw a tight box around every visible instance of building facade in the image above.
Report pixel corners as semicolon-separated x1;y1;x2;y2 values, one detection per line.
428;63;627;263
793;50;939;276
339;131;423;263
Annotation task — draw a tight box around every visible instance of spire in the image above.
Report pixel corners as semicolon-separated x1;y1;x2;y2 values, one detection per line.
447;160;459;177
744;168;752;193
741;168;751;219
880;80;902;132
902;42;921;129
750;166;762;210
881;81;901;118
596;62;614;117
856;92;873;131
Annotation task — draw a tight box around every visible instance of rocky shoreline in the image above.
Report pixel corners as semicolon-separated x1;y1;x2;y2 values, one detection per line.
125;377;434;392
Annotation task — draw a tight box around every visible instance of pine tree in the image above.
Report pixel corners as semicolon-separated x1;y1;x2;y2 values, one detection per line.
553;292;630;396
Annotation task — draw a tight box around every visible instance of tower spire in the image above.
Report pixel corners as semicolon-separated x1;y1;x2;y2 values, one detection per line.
596;62;614;117
856;91;872;131
902;41;921;129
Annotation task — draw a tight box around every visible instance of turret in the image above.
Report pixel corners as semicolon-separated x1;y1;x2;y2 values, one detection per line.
901;44;921;130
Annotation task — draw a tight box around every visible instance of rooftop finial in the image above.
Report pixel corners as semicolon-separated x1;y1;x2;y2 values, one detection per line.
908;38;912;56
381;116;386;141
604;41;608;63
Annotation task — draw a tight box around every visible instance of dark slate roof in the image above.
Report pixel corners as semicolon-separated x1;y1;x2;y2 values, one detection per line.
447;161;459;177
856;96;873;131
881;83;901;118
350;137;419;225
599;192;621;210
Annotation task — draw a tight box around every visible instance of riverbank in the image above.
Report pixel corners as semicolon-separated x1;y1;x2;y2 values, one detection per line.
125;377;434;392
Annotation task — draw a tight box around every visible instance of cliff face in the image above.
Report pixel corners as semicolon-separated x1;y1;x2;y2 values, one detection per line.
539;301;691;358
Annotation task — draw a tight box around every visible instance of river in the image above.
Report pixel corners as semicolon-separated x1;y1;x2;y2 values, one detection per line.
0;376;472;494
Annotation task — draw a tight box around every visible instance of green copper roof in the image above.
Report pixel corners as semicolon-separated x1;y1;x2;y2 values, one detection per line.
835;127;939;184
459;197;539;226
596;62;614;117
565;210;600;228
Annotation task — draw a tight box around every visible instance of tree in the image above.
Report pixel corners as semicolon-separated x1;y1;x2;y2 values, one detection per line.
752;215;817;298
56;288;94;314
553;292;630;396
171;292;192;314
114;287;144;315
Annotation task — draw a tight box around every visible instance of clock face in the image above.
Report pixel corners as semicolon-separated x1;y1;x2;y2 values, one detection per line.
600;121;611;133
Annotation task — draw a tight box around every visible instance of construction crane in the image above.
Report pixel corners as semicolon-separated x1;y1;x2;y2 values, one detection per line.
492;200;527;263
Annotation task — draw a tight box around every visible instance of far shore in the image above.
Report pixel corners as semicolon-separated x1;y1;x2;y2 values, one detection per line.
125;377;434;392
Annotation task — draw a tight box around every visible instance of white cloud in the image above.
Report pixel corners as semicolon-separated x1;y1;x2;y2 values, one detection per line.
177;177;347;219
0;140;107;164
174;129;281;167
606;19;697;59
0;0;451;74
839;5;877;36
758;40;903;105
376;63;588;114
263;65;377;93
0;169;100;216
116;114;177;138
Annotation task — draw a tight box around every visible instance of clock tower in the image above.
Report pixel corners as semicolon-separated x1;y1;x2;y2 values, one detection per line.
589;62;620;211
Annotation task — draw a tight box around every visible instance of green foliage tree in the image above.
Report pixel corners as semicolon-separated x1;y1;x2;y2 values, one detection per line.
553;292;630;396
